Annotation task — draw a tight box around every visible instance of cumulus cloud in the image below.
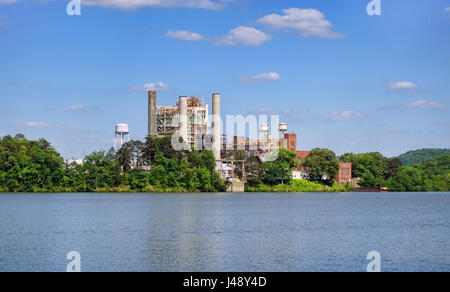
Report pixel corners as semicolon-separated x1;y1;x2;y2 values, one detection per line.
166;30;204;41
68;104;99;112
236;72;281;84
387;81;419;92
406;100;444;109
215;26;272;46
380;100;445;110
83;0;224;10
129;82;171;91
444;7;450;12
257;8;344;39
326;111;362;121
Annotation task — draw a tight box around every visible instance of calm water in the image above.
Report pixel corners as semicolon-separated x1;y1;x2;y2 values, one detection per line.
0;192;449;272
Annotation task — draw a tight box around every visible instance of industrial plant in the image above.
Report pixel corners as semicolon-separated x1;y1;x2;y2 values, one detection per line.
142;91;354;192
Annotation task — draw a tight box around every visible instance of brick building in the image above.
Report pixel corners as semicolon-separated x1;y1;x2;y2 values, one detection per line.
294;150;352;183
284;133;297;153
336;162;352;182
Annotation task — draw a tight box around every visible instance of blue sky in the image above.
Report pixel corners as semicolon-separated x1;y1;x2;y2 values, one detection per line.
0;0;449;159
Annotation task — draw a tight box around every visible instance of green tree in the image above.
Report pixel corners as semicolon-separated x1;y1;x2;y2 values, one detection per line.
261;149;297;185
386;166;428;191
302;148;339;185
340;152;388;187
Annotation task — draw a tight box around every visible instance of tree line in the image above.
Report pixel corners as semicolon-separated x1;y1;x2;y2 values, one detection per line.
0;134;225;192
0;134;448;192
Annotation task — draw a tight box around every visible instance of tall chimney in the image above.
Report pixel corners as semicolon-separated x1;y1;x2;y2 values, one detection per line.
148;91;156;137
179;96;188;145
212;93;221;160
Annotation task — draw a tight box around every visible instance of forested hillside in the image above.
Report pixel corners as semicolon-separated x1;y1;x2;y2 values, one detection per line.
397;148;450;165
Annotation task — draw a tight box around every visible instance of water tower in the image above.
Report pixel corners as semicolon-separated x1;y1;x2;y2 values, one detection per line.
279;123;288;135
114;123;130;149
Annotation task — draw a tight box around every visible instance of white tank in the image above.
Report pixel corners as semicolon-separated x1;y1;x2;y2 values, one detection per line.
259;124;269;133
279;123;288;132
115;123;129;135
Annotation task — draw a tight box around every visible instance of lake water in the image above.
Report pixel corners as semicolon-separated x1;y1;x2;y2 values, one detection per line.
0;192;449;272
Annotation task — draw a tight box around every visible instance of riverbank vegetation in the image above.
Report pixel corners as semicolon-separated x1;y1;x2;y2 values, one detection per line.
340;152;450;191
0;134;448;193
246;180;348;192
0;134;226;193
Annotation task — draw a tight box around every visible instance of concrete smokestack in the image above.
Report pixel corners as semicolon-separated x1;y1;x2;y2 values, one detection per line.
212;93;221;160
179;96;188;145
148;91;156;137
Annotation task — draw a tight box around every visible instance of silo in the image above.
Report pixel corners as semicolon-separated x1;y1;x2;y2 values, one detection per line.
148;91;156;137
212;93;221;160
179;96;188;144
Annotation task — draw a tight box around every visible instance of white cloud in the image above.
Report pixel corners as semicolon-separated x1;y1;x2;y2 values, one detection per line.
68;104;99;112
444;7;450;12
21;121;89;132
129;82;171;91
406;100;444;109
215;26;272;46
237;72;280;84
166;30;204;41
68;104;86;112
326;111;362;121
83;0;224;10
387;81;419;92
257;8;344;39
25;121;54;128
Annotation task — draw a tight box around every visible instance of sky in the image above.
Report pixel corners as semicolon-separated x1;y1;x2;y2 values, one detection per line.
0;0;449;159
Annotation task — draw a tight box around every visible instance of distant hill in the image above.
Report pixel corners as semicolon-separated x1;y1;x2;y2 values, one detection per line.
397;148;450;165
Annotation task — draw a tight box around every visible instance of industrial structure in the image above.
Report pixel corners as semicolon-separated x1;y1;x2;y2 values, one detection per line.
147;91;212;154
143;90;353;190
231;123;291;161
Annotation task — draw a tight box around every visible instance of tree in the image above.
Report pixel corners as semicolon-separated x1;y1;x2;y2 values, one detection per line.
386;158;402;179
397;148;450;165
116;140;145;172
340;152;388;187
261;148;297;185
245;156;262;187
302;148;339;185
386;166;428;191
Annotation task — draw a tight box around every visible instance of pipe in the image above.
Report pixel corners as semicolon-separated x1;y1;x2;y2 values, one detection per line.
179;96;188;145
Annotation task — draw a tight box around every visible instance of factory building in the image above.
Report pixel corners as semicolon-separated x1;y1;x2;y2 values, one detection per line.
147;91;221;161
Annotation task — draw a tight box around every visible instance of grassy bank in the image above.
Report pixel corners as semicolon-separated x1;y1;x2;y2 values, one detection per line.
246;180;349;192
